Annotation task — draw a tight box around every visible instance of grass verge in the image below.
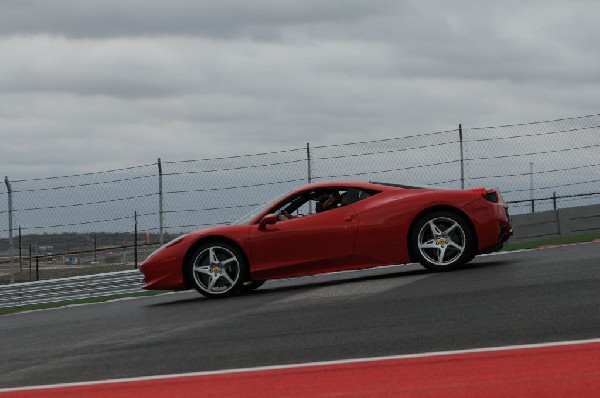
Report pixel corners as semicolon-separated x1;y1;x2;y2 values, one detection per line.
502;233;600;252
0;290;168;316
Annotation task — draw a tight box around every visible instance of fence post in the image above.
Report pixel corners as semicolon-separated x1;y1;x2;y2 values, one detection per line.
4;176;14;284
529;162;535;213
307;143;313;214
158;158;164;245
306;143;312;184
553;192;557;210
93;234;97;263
134;211;138;269
18;226;22;271
28;243;32;281
459;124;465;190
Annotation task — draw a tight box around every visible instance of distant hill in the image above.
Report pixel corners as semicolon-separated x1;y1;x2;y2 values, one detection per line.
0;231;177;256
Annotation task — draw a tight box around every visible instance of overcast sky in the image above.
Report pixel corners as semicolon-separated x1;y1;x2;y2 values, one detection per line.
1;0;599;180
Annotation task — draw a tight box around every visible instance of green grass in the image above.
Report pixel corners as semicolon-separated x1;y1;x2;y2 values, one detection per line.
502;233;600;252
0;290;168;316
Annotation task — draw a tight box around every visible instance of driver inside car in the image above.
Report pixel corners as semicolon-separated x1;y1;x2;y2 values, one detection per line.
316;191;342;213
276;190;347;221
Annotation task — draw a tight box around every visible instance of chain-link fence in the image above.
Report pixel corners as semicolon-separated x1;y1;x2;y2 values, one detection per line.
1;113;599;284
0;164;164;284
162;148;309;231
463;114;600;213
311;130;462;188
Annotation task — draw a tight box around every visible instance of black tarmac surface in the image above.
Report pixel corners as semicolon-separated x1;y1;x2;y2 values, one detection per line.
1;242;599;389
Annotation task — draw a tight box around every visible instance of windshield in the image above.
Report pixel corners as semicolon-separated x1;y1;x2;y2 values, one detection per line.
231;192;288;225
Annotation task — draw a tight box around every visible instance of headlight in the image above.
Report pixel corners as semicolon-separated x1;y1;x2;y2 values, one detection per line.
146;234;188;260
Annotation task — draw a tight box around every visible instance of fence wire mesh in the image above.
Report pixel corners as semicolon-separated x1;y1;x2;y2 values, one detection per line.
311;130;462;188
1;113;599;284
8;163;159;235
162;148;308;232
0;164;162;283
463;113;600;213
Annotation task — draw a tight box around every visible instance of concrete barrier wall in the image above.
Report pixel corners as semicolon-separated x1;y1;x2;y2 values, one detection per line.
510;204;600;243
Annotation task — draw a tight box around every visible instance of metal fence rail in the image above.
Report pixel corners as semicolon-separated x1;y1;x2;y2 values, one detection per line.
0;270;143;309
1;113;599;284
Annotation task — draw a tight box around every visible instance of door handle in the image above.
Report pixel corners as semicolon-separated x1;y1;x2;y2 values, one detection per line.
343;215;355;222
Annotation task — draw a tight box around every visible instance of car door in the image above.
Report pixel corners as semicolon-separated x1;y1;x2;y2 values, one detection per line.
248;205;358;279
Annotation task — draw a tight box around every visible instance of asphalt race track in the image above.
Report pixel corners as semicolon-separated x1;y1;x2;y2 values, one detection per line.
1;242;599;390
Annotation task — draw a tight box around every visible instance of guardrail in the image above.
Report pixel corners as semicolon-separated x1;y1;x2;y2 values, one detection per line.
0;270;143;309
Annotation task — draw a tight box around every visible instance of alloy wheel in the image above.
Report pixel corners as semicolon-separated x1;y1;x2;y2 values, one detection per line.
192;245;241;295
417;217;466;266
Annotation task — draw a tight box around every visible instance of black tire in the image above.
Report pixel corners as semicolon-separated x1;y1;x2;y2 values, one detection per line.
410;210;475;271
239;280;266;294
187;241;248;298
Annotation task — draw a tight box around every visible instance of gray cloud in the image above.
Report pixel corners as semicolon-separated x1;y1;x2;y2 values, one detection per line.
1;0;599;181
0;0;399;39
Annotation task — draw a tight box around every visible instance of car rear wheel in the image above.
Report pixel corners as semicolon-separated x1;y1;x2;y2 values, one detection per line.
411;211;474;271
188;242;247;298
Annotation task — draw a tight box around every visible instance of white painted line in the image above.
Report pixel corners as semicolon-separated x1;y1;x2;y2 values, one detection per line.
2;337;600;393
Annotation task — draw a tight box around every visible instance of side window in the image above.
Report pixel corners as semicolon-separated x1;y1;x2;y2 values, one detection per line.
268;187;380;221
272;188;345;217
295;200;312;215
344;188;379;205
272;193;308;217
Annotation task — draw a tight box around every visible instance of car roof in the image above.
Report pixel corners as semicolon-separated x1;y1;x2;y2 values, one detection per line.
291;180;423;193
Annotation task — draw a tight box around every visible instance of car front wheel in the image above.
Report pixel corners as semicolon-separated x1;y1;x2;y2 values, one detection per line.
188;242;247;298
411;211;475;271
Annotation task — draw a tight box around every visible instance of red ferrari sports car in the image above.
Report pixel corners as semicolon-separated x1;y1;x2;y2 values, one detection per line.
140;181;512;298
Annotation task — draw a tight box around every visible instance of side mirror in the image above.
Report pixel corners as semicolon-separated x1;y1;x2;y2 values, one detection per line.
258;214;278;230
